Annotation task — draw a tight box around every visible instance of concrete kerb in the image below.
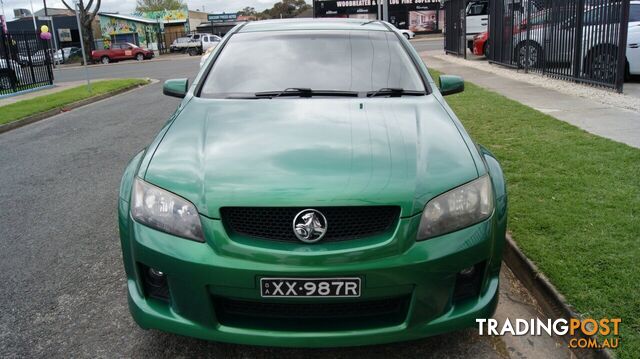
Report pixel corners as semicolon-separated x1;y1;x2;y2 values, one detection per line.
503;234;613;359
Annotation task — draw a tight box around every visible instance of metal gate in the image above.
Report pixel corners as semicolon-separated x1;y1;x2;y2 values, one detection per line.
444;0;467;56
488;0;630;92
0;30;54;96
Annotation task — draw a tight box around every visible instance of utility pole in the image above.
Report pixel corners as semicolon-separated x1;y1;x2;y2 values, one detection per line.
74;0;91;93
29;0;38;32
382;0;389;22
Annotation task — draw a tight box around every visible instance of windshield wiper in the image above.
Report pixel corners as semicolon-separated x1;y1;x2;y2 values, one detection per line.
366;88;425;98
254;88;359;99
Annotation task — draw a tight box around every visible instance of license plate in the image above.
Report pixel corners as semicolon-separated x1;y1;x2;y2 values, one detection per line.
260;277;361;298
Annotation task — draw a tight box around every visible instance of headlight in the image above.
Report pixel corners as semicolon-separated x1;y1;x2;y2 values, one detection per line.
417;176;493;240
131;178;204;242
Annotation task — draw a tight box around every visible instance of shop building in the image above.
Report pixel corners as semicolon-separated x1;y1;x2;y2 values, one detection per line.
312;0;444;33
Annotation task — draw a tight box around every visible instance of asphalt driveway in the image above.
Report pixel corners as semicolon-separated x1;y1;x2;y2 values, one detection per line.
0;56;570;358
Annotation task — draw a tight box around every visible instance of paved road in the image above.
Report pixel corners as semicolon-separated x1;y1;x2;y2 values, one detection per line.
410;38;445;53
0;46;569;358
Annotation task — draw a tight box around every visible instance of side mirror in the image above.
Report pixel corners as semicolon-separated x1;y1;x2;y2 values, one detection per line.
439;75;464;96
163;78;188;98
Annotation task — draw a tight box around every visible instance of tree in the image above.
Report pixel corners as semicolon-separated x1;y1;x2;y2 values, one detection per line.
267;0;310;19
238;6;257;17
248;0;310;20
61;0;100;61
135;0;184;13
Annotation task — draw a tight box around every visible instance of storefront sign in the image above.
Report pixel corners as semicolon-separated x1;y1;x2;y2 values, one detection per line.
58;28;72;42
207;13;238;23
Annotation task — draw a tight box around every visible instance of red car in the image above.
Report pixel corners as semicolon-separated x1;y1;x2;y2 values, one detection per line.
471;31;489;57
91;42;154;64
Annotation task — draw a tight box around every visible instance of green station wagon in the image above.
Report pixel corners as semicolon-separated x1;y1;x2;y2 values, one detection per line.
118;19;507;347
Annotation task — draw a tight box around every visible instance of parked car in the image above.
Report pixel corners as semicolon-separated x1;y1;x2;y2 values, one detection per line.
201;34;222;52
54;47;81;63
169;37;191;52
170;33;220;55
17;49;51;66
91;43;153;64
0;58;23;89
118;18;507;346
471;31;489;57
515;1;640;82
628;26;640;78
466;0;488;48
199;46;215;67
389;23;415;39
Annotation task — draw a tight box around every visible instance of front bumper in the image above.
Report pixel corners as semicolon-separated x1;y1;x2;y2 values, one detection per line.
119;207;503;347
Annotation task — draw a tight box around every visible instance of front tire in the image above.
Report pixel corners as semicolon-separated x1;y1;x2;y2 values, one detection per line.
585;48;617;83
516;41;542;69
101;56;110;64
403;33;410;40
136;53;144;61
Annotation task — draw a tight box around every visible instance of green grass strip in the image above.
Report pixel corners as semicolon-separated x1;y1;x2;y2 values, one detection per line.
429;68;639;357
0;78;149;125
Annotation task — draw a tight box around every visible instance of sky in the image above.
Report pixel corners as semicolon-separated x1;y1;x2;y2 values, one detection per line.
0;0;278;20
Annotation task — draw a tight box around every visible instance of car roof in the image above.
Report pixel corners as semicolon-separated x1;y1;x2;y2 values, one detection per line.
238;18;391;33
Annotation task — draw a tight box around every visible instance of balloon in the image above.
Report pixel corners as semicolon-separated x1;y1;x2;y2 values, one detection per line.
40;25;49;33
40;32;52;40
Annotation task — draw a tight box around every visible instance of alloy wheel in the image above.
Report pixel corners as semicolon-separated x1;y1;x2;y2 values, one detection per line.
518;44;539;68
590;53;616;83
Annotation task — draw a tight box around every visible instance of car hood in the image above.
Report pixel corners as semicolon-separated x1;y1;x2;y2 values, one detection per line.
144;96;479;218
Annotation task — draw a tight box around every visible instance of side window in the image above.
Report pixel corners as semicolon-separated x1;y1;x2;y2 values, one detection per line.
193;34;200;40
630;5;640;22
467;2;488;16
203;36;209;42
584;6;621;25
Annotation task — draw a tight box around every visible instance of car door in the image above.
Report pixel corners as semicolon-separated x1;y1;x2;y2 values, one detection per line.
201;35;210;51
111;44;125;59
628;5;640;74
123;44;135;59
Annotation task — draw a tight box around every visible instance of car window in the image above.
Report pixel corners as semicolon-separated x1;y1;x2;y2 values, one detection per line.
200;30;425;97
467;2;488;16
583;5;621;25
630;4;640;22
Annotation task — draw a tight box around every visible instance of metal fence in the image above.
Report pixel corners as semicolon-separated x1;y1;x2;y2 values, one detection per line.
488;0;630;92
0;31;54;96
444;0;467;56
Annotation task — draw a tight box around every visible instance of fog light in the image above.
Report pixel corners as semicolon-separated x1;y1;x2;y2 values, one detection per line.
148;268;165;286
459;266;475;277
140;264;170;301
453;262;485;302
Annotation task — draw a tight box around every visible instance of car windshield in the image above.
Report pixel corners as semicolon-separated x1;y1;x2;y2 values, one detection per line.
199;30;425;98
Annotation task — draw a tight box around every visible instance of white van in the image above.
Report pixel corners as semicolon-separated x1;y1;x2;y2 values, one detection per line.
466;0;489;46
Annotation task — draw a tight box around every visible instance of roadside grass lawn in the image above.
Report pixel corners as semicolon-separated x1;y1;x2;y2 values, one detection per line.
0;79;149;126
429;69;639;357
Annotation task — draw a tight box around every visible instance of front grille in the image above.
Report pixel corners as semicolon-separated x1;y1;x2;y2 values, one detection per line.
220;206;400;242
214;296;411;331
